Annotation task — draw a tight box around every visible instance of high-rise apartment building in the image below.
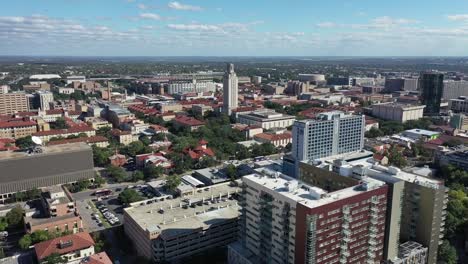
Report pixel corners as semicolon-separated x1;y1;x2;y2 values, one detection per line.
0;92;29;115
419;72;444;115
284;111;365;177
223;63;238;115
229;173;389;264
403;78;419;91
305;152;447;264
37;91;54;111
448;96;468;114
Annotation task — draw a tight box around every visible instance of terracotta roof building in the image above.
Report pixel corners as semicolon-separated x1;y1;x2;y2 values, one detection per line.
34;232;95;263
173;116;205;131
253;131;292;147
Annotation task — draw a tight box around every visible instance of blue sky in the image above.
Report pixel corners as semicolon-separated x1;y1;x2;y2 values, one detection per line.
1;0;468;56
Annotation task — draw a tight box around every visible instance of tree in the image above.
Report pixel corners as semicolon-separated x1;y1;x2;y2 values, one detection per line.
139;136;151;146
0;218;8;231
387;146;407;168
52;117;68;129
92;146;112;167
42;253;67;264
31;230;53;243
235;145;251;160
118;189;143;205
94;175;105;187
365;127;384;138
151;133;166;142
143;166;163;179
107;165;127;183
437;240;458;264
6;205;24;226
225;164;238;181
16;136;34;149
165;175;181;192
132;170;145;182
18;234;32;249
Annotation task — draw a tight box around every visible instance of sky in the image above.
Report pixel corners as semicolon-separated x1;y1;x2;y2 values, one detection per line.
1;0;468;56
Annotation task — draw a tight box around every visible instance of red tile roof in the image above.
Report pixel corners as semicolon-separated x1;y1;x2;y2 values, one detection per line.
81;252;112;264
0;120;37;129
34;232;95;260
110;129;131;136
174;116;205;126
254;132;292;142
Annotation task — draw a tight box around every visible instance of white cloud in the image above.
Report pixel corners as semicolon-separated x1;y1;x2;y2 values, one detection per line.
139;13;161;20
317;22;336;28
447;14;468;22
167;24;220;31
168;2;203;11
137;4;148;10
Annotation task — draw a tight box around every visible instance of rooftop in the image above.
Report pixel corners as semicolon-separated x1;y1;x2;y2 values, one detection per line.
243;173;385;208
0;142;91;161
124;182;240;236
34;232;94;260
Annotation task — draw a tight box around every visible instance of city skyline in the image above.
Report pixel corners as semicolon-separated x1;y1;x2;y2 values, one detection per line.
1;0;468;56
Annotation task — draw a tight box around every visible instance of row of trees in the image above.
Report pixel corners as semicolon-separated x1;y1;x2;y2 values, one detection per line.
437;165;468;263
366;118;434;138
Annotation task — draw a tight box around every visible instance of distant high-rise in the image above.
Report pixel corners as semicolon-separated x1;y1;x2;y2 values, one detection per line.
419;72;444;115
37;91;54;111
223;63;238;115
284;111;365;177
0;92;29;115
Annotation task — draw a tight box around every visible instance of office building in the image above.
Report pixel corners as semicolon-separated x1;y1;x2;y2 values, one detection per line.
25;185;83;234
37;91;54;111
308;152;447;264
223;63;239;114
286;111;365;177
252;76;262;85
449;96;468;113
123;182;240;262
228;173;388;264
327;77;352;86
237;110;295;130
419;72;444;115
442;80;468;100
403;78;419;91
449;113;468;130
298;74;325;84
372;103;425;123
0;143;95;203
385;78;405;92
285;81;310;96
167;79;216;94
0;92;29;115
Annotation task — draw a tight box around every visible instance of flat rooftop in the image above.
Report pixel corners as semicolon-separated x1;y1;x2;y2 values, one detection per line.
0;143;91;161
242;173;385;209
316;153;444;190
124;182;241;235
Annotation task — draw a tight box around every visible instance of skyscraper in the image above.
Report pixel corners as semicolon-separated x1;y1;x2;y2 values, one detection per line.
223;63;238;115
283;111;365;177
419;72;444;115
